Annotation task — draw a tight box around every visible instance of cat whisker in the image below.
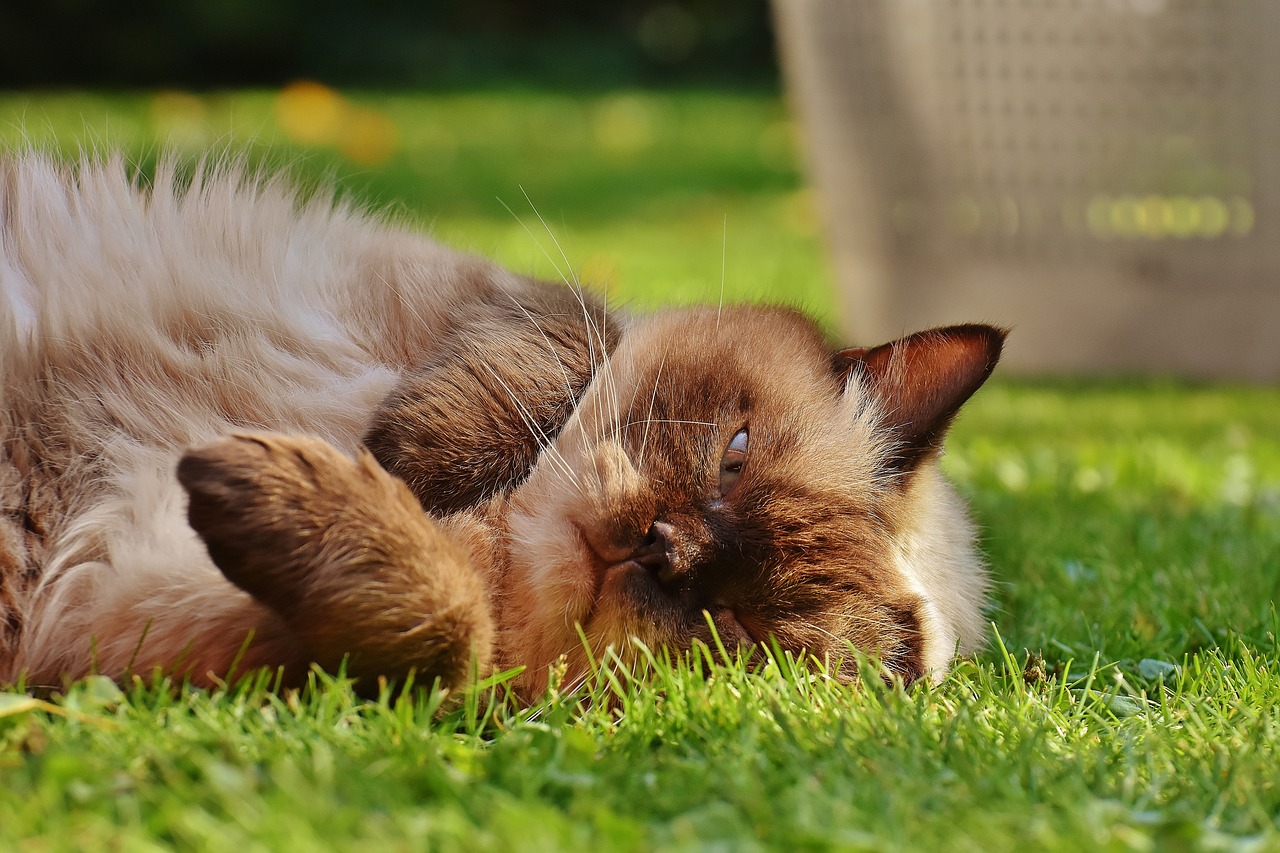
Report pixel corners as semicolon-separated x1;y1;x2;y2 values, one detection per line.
601;348;622;447
521;191;625;445
557;668;593;698
788;616;849;639
520;186;579;289
504;294;577;406
476;362;581;491
635;353;669;472
497;201;618;456
502;202;619;456
509;185;614;440
587;337;615;451
596;283;620;448
717;213;727;331
783;617;896;666
581;307;619;452
804;605;902;627
586;359;623;486
497;196;575;291
623;418;718;430
800;610;920;666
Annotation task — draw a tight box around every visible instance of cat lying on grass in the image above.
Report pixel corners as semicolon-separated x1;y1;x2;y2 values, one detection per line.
0;154;1003;697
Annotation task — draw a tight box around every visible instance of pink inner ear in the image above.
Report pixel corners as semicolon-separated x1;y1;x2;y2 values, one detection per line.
836;324;1006;474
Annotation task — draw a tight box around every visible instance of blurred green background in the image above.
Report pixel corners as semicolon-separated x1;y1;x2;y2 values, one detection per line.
0;3;833;322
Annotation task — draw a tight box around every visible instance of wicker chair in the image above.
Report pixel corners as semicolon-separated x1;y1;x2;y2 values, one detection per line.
773;0;1280;378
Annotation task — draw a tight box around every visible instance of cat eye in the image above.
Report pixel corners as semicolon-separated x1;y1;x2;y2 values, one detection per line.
719;429;749;496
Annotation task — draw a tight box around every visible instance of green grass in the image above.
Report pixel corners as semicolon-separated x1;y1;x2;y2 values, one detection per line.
2;89;1279;851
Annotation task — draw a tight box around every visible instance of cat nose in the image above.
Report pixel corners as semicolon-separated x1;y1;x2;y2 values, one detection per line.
632;520;678;584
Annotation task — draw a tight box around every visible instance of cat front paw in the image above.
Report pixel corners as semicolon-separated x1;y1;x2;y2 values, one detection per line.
176;432;493;688
177;432;360;615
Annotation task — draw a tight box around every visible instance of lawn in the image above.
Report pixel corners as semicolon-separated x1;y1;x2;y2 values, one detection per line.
2;88;1278;851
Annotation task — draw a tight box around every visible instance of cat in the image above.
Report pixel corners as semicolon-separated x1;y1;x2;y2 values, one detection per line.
0;153;1004;698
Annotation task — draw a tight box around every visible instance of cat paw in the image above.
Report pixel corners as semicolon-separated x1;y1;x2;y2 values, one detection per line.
177;432;378;615
176;432;493;687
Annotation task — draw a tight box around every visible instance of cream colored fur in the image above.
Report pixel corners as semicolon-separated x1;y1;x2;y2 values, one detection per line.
891;466;990;674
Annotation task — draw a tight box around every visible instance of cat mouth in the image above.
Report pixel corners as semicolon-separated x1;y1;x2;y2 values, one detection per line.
595;561;758;647
705;604;756;647
572;525;758;647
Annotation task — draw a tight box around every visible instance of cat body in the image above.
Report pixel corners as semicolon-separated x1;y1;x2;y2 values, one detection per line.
0;154;1001;696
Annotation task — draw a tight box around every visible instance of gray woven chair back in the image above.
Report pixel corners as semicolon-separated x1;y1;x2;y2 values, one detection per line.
774;0;1280;378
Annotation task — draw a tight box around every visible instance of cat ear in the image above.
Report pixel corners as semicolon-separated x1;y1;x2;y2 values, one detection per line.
832;324;1006;477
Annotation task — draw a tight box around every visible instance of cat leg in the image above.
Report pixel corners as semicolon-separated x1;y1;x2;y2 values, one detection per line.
176;433;493;692
8;446;307;690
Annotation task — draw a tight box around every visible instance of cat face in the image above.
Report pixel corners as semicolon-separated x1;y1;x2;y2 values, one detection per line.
501;307;1002;689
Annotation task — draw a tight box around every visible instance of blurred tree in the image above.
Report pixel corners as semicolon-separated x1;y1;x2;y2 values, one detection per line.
0;0;776;88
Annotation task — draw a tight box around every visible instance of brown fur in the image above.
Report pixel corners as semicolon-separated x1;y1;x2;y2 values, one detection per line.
364;281;620;515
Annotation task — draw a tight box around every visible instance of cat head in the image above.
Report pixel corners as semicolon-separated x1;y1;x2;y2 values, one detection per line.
501;306;1004;691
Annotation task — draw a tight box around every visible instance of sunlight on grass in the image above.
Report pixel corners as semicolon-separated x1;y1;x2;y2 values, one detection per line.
3;632;1277;849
